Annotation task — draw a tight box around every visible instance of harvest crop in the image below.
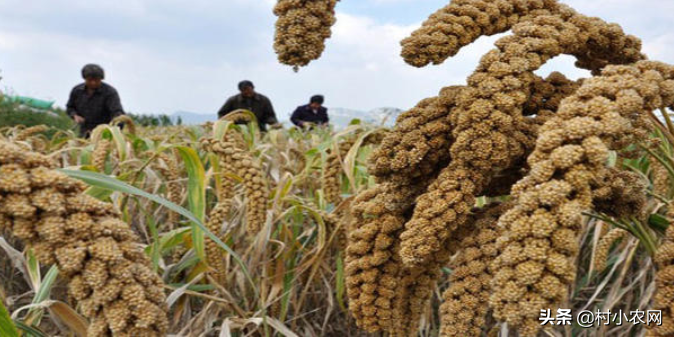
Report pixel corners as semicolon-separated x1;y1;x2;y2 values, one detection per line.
271;0;674;336
273;0;339;70
0;116;382;336
0;141;168;336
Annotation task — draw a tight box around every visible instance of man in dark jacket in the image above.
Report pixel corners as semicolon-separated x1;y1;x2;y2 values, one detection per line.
290;95;329;128
218;80;279;131
66;64;125;137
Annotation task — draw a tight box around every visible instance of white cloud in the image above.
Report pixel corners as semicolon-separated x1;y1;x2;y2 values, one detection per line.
0;0;672;123
644;34;674;62
330;13;416;66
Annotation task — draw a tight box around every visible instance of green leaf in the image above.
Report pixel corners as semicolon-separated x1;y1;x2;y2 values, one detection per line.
167;283;215;292
305;148;319;157
32;266;58;305
151;227;190;255
343;128;380;193
649;213;670;232
26;250;41;291
174;146;207;262
0;300;19;337
108;126;128;162
13;321;44;337
145;214;161;271
58;169;258;297
85;185;114;200
25;265;58;326
335;253;346;312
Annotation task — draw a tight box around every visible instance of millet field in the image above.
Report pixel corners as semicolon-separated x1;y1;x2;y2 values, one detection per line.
2;0;674;336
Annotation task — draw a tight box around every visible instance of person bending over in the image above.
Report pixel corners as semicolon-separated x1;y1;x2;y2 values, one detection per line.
218;80;280;131
66;64;125;137
291;95;329;128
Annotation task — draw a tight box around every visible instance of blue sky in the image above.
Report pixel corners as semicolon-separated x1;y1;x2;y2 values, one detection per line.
0;0;672;122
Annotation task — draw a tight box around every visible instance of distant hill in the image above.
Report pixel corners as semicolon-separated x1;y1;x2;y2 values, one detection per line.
170;107;404;128
328;107;403;129
369;107;404;126
171;111;216;125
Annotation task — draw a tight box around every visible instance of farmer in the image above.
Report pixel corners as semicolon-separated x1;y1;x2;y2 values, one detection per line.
218;80;280;131
66;64;125;137
290;95;329;128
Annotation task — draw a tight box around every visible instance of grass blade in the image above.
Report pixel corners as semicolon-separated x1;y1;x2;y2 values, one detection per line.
25;265;59;326
14;321;46;337
0;300;19;337
174;146;207;262
32;266;58;305
26;250;41;291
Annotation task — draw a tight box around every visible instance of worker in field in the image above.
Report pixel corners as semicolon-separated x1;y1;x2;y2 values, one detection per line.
218;80;280;131
66;64;125;137
290;94;329;128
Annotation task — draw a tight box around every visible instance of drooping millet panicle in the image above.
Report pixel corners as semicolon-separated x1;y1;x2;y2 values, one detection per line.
286;147;307;176
399;6;645;268
492;61;674;336
650;203;674;336
112;115;137;136
345;171;449;335
221;110;255;124
651;158;671;197
526;72;581;119
481;73;580;196
391;204;505;337
346;173;446;334
205;163;238;285
202;131;269;234
154;152;182;226
216;169;237;203
391;248;453;337
201;121;244;277
14;125;49;142
0;140;168;336
273;0;339;69
324;138;355;204
285;0;674;335
339;91;457;331
401;0;562;67
346;3;638;331
344;117;448;334
369;86;463;184
440;202;511;337
205;202;229;285
593;168;649;221
92;139;112;172
593;227;628;273
345;183;415;333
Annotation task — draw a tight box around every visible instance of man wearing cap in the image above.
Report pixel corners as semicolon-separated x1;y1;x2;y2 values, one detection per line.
66;64;125;137
290;95;329;128
217;80;280;131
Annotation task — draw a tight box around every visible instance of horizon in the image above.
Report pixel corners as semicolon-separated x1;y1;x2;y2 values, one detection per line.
167;106;404;127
